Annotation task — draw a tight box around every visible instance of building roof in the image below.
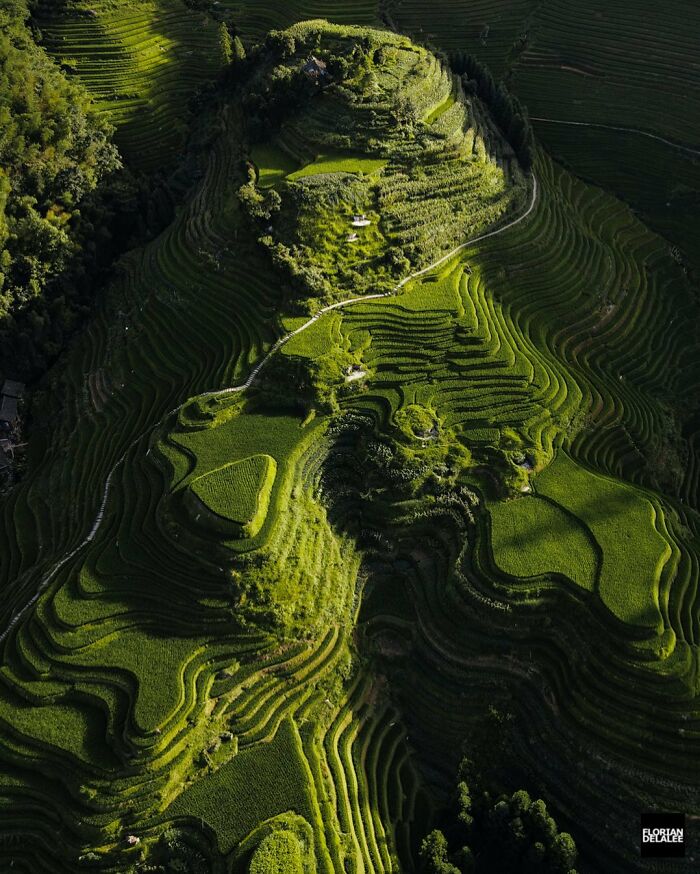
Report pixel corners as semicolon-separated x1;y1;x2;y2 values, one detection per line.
0;396;18;423
303;56;328;77
2;379;24;398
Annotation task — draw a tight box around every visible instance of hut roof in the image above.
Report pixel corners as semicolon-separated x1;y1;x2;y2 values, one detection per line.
303;56;328;77
2;379;24;398
0;396;18;423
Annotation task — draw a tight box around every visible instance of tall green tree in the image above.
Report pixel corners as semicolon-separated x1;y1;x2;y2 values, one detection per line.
417;757;579;873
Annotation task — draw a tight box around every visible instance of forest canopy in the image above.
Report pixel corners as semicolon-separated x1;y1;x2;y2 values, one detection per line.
0;0;119;321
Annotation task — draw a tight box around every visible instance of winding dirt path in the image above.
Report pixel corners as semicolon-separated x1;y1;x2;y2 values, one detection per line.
0;176;538;644
531;117;700;158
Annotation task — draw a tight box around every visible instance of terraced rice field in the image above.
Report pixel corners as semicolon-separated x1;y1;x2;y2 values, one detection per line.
387;0;700;264
1;9;700;874
388;0;700;142
36;0;700;254
35;0;226;171
291;151;700;869
510;0;700;145
387;0;535;76
244;23;526;306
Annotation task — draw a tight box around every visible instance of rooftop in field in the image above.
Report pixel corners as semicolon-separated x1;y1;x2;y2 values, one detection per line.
0;396;18;424
302;55;328;79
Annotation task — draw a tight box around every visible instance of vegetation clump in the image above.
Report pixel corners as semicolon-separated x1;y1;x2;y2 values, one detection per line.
419;757;578;874
249;829;305;874
0;0;121;371
450;51;535;171
0;1;119;316
235;21;526;308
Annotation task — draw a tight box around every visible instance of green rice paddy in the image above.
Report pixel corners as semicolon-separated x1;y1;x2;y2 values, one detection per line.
252;143;300;188
189;454;277;539
1;9;699;874
536;453;671;631
287;152;387;180
488;493;598;593
168;719;319;856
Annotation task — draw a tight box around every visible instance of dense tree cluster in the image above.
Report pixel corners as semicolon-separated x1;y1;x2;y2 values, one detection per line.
419;756;578;874
450;51;534;171
238;27;379;143
236;30;336;142
120;826;210;873
0;0;124;375
0;1;210;379
238;176;282;222
0;0;119;316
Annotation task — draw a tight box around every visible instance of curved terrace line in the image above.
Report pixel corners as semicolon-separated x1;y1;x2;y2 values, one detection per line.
531;117;700;158
0;175;538;645
209;175;539;395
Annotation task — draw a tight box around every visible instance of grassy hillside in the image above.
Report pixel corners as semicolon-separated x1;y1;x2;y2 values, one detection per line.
0;10;699;874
